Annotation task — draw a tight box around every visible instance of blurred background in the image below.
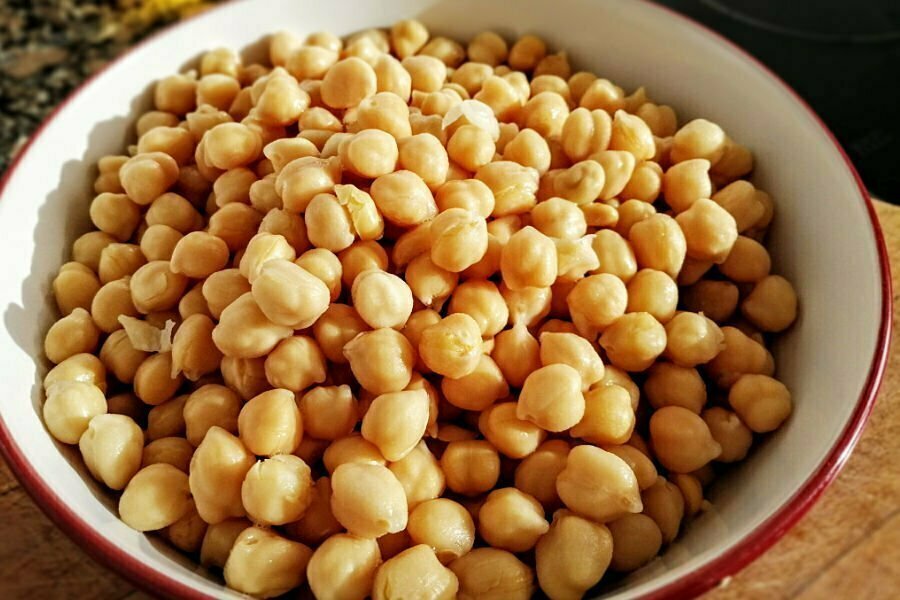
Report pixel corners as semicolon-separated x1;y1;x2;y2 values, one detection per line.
2;0;899;199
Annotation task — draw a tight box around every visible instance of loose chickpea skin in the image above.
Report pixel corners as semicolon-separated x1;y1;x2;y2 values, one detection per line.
741;275;798;332
536;510;614;600
224;527;312;599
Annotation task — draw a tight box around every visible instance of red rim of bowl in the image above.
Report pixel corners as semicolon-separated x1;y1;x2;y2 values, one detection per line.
0;1;891;598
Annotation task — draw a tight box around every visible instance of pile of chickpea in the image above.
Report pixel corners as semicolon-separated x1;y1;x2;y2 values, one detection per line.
40;18;799;600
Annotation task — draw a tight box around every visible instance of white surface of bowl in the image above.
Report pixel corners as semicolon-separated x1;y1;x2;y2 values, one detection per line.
0;0;890;598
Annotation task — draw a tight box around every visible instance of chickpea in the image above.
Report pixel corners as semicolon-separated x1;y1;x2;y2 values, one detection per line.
499;128;550;175
717;237;771;286
624;269;677;323
307;304;364;365
220;356;270;401
43;353;106;395
628;213;687;278
677;256;714;286
607;110;655;160
53;263;101;316
142;436;194;473
387;18;428;58
556;445;642;524
235;388;302;456
535;510;614;600
404;254;457;310
135;112;179;138
506;33;545;71
671;118;726;164
676;197;739;263
132;352;183;406
337;129;398;178
275;155;342;212
475;161;539;217
706;326;770;388
331;462;408;538
663;311;725;367
538;331;603;390
607;514;663;572
499;226;557;290
560;108;611;163
590;229;638;282
467;31;508;66
598;312;666;372
518;92;568;139
343;328;414;395
241;454;313;526
196;73;241;110
128;261;188;315
169;313;220;381
702;406;753;462
202;122;263;171
477;401;545;459
472;488;547;553
501;284;551;328
189;426;255;524
119;464;192;531
490;324;540;388
397;133;449;188
297;248;343;301
712;180;764;232
530;198;585;240
449;62;490;96
224;527;312;598
640;478;685;544
349;270;413;330
451;547;534;600
372;544;458;600
662;158;712;213
386;439;443;505
139;224;182;262
168;232;229;279
212;167;256;208
370;170;438;226
682;280;738;323
419;36;465;67
422;209;487;275
649;406;722;473
643;362;706;414
180;384;239;447
199;518;249;569
515;363;584;432
605;445;657;491
404;498;475;565
89;193;141;242
509;440;567;511
323;435;385;474
440;440;500;496
728;374;792;433
413;313;481;379
448;280;508;338
154;73;197;115
306;534;382;600
441;354;509;411
552;160;605;206
145;395;187;440
96;243;146;284
42;381;107;444
198;269;247;320
359;388;429;461
741;275;798;332
44;308;100;365
208;203;264;252
567;273;628;338
212;292;292;359
569;384;635;445
578;76;624;113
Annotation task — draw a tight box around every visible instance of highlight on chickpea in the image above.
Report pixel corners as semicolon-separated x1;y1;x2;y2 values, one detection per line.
42;18;797;600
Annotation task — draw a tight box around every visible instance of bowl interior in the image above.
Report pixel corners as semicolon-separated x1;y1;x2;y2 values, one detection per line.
0;0;885;598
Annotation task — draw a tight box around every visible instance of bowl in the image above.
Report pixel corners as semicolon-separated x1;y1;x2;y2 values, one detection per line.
0;0;890;597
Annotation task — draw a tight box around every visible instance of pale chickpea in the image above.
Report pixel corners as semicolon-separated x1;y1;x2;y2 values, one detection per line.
741;275;798;332
223;527;312;599
729;374;792;433
628;213;687;278
620;161;663;204
711;138;754;183
475;161;539;217
370;170;438;226
476;488;548;553
529;198;586;239
212;292;293;359
682;280;739;323
608;514;663;572
398;133;449;188
414;313;480;378
623;269;677;323
664;311;725;367
478;401;546;459
44;308;100;364
506;34;546;71
517;363;585;432
702;406;753;462
119;463;192;531
644;362;706;413
447;279;508;338
491;324;542;389
97;243;146;284
537;332;602;390
373;545;458;600
338;129;399;178
135;112;179;138
451;547;534;600
467;31;508;66
662;158;712;213
441;440;500;496
499;226;558;290
599;312;667;372
198;518;249;569
189;426;255;523
567;273;628;338
570;384;635;445
323;435;385;474
203;122;263;170
553;160;605;205
43;353;106;394
276;155;342;212
338;239;388;287
447;124;495;172
406;254;458;309
713;180;764;232
241;454;313;526
133;352;183;406
580;77;625;112
344;328;414;394
331;461;408;538
358;388;429;461
605;445;658;491
320;56;377;109
154;73;196;115
220;356;270;401
676;197;739;263
535;510;613;600
262;335;327;393
636;102;677;137
503;128;552;174
53;263;101;316
590;229;638;282
297;248;343;301
235;388;302;456
406;498;475;564
388;18;428;58
306;533;381;600
420;36;466;67
520;91;570;139
311;303;367;364
450;62;492;96
500;284;551;328
201;269;250;320
608;110;656;160
423;208;488;273
168;232;229;279
304;192;356;252
561;108;611;163
208;203;264;252
402;55;446;94
649;406;722;473
239;232;297;283
89;193;141;242
42;381;106;444
671;118;727;164
196;74;241;110
441;354;509;411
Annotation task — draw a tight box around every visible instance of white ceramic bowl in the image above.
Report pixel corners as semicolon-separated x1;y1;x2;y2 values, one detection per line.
0;0;890;597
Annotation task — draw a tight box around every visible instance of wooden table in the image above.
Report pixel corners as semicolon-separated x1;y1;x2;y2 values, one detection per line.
2;202;898;600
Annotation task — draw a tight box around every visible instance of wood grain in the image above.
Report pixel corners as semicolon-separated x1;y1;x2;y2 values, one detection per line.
1;202;898;599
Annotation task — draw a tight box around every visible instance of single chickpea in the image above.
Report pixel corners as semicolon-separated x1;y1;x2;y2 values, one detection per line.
339;129;399;178
241;454;313;526
416;313;481;378
372;545;458;600
640;477;685;544
663;311;725;367
171;313;221;381
567;273;628;338
53;263;101;316
682;280;739;323
168;232;229;279
132;352;183;406
503;128;552;174
441;354;509;411
662;158;712;213
141;436;193;473
499;226;558;290
212;292;293;358
42;381;106;444
360;389;429;461
235;388;302;456
712;180;765;232
89;193;141;242
467;31;508;66
118;463;192;532
397;133;449;188
343;328;414;394
608;514;663;572
386;438;443;506
223;527;312;599
538;331;603;390
370;54;411;100
478;401;546;459
203;122;263;171
627;214;687;280
119;152;180;206
220;356;270;401
477;488;549;553
350;270;414;330
306;533;381;600
407;498;475;564
331;462;408;538
635;102;677;137
145;395;187;440
507;34;546;71
624;269;677;323
718;236;771;284
529;198;585;240
389;18;429;58
519;92;570;139
671;118;727;164
580;78;625;113
702;406;753;462
706;326;771;388
510;439;567;511
302;193;356;252
711;138;754;183
450;62;492;96
604;445;657;491
608;110;656;160
154;73;196;115
451;547;534;600
207;203;264;252
297;248;343;301
338;240;388;288
181;384;240;447
492;324;542;389
275;155;342;212
370;170;438;227
446;124;495;172
405;254;458;309
43;353;106;395
425;207;488;273
239;232;296;284
44;308;100;365
311;303;368;364
501;284;552;328
98;243;147;284
590;229;638;283
729;374;792;433
599;312;667;372
741;275;798;332
676;197;739;263
553;160;606;205
323;434;385;474
447;279;509;338
475;161;539;217
561;107;611;163
649;406;722;473
140;224;183;262
677;256;714;286
400;55;446;94
282;475;342;545
420;36;466;67
644;362;707;413
262;335;326;393
200;269;249;320
99;328;148;384
517;363;585;432
570;384;635;445
189;426;255;524
557;444;643;524
137;125;195;166
320;57;377;109
198;518;250;569
73;230;117;272
440;440;500;496
535;510;614;600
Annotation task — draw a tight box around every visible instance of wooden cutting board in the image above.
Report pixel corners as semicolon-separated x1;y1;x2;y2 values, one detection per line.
2;202;898;600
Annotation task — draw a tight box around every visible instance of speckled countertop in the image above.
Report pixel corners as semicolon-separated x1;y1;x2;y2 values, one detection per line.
0;0;214;175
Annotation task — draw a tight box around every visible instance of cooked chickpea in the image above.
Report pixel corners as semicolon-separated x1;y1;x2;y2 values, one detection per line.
145;395;187;440
132;352;183;406
467;31;508;66
566;273;628;338
405;498;475;565
570;384;635;445
323;435;385;475
212;292;292;359
135;112;179;138
414;313;480;378
440;440;500;496
42;381;107;444
142;436;193;473
224;526;312;598
702;406;753;462
180;384;239;448
662;158;712;213
516;363;584;432
706;326;771;388
499;226;557;290
207;203;264;252
351;270;414;329
590;229;637;283
644;362;706;413
447;279;508;338
536;510;614;600
168;232;229;279
728;374;792;433
476;161;539;217
275;155;342;212
44;307;100;365
297;248;343;301
53;263;101;317
473;488;547;553
139;224;182;262
89;193;141;242
604;445;657;492
422;208;488;274
719;236;772;284
305;533;381;600
477;401;545;459
43;353;106;396
331;461;408;538
491;324;541;389
397;133;449;188
624;269;678;323
451;547;534;600
712;180;764;232
343;328;414;394
639;478;684;544
441;353;509;411
97;243;146;284
236;388;303;456
337;129;398;178
741;275;798;332
628;213;687;278
198;269;247;320
241;454;313;526
676;197;739;263
536;332;602;391
649;406;722;473
360;388;429;461
682;279;739;323
405;254;457;309
189;426;255;524
372;545;458;600
219;356;270;401
556;445;642;523
663;311;725;367
597;312;666;372
198;518;249;569
119;463;192;532
370;170;438;226
607;514;663;572
671;118;726;164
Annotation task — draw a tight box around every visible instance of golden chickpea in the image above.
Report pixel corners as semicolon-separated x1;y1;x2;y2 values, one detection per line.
224;527;312;599
448;279;509;338
445;124;493;172
535;510;613;600
208;203;264;252
140;225;183;262
129;260;188;315
299;386;357;441
350;270;414;330
370;170;438;226
98;243;146;284
677;256;714;286
711;138;754;183
180;384;239;447
338;129;399;178
662;158;712;213
387;18;428;58
507;34;546;71
406;498;475;565
628;213;687;278
649;406;722;473
373;545;458;600
516;363;584;432
89;193;141;242
405;254;458;309
499;226;557;290
168;232;229;279
275;155;342;212
386;439;442;506
569;384;635;445
441;354;509;411
706;326;770;388
398;55;444;94
608;110;655;160
220;356;270;401
635;102;677;137
53;263;101;316
213;291;293;359
477;488;548;553
607;514;663;572
567;273;628;338
312;303;368;364
420;36;465;67
189;426;255;524
449;62;491;96
599;312;667;372
196;73;241;110
510;440;567;511
416;313;481;378
170;313;220;381
441;440;500;496
338;240;388;288
451;547;534;600
199;269;248;320
320;56;377;108
682;280;739;323
344;328;414;394
553;160;605;206
397;133;449;188
142;436;193;473
728;374;792;433
537;332;602;390
702;406;753;462
212;167;256;208
502;127;551;174
712;180;764;232
203;122;263;170
676;197;739;263
145;395;187;440
671;118;727;164
241;454;313;526
132;352;183;406
663;311;725;367
622;269;677;323
644;362;706;413
135;112;179;138
137;125;195;166
119;463;192;532
477;401;545;459
297;248;343;301
518;92;569;139
491;324;541;388
306;533;381;600
331;461;408;538
639;478;684;544
323;434;385;474
198;518;249;569
235;388;302;456
424;207;488;273
154;73;196;115
99;329;148;384
360;389;430;461
42;381;106;444
528;198;585;240
590;229;638;283
605;445;658;491
476;161;539;217
369;54;411;101
718;236;771;284
467;31;508;66
44;308;100;365
43;353;106;394
561;108;611;163
261;336;325;395
580;77;625;113
741;275;798;332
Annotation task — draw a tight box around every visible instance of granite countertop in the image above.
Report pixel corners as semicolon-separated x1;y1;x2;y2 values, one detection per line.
0;0;214;175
